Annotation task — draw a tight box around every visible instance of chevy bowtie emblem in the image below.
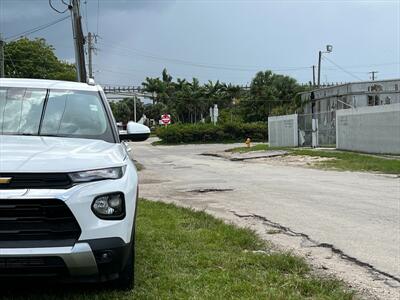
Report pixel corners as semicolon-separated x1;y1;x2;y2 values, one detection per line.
0;177;12;184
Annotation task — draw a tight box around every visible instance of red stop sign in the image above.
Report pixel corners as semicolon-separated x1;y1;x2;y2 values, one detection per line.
161;114;171;125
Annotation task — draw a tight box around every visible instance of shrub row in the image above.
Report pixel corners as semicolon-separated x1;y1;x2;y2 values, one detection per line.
155;122;267;144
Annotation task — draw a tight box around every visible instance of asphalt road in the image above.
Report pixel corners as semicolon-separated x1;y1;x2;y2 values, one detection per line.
133;139;400;291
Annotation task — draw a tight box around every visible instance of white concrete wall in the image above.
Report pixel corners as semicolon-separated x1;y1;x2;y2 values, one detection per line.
336;103;400;154
268;114;298;147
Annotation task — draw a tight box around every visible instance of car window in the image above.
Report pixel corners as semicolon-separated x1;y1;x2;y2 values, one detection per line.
0;87;115;143
41;90;108;136
0;88;46;135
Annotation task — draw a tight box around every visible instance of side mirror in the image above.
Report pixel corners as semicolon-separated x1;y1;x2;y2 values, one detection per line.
119;122;150;142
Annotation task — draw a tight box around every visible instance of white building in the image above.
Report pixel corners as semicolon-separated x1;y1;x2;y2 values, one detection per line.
301;79;400;114
297;79;400;146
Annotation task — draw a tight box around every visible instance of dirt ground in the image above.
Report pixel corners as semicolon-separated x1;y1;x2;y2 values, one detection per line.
132;139;400;300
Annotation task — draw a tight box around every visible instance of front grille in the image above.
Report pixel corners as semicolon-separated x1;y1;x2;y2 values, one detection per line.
0;199;81;245
0;256;68;277
0;173;72;189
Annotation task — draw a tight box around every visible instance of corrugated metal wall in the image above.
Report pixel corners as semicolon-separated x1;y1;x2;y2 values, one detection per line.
268;114;298;147
336;103;400;154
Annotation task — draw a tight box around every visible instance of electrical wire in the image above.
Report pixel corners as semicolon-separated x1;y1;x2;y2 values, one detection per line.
5;15;70;41
99;40;299;71
97;40;400;75
49;0;69;14
322;56;364;81
97;41;311;72
5;52;17;74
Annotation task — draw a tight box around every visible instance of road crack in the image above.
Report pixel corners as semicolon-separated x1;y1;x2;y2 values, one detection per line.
231;211;400;286
189;188;234;193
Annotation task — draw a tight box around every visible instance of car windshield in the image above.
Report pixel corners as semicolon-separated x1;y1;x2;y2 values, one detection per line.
0;87;115;143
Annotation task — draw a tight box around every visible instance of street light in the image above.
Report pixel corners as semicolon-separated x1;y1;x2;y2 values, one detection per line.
317;44;333;87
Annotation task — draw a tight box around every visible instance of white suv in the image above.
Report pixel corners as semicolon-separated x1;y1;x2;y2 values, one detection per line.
0;78;149;289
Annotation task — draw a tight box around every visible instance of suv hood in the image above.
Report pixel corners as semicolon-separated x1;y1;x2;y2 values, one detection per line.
0;135;127;173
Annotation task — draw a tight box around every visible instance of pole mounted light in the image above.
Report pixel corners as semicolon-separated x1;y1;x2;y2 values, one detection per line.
317;44;333;87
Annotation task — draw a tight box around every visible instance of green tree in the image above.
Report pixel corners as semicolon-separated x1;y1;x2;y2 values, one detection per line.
109;97;144;123
110;101;131;123
239;71;304;122
141;69;306;124
142;68;175;105
4;38;76;81
144;102;167;121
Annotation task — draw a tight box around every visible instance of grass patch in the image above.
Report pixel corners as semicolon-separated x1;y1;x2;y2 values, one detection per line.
290;149;400;174
2;200;352;299
133;160;144;171
227;144;400;174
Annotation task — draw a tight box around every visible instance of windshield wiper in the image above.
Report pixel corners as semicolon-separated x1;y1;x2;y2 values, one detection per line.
38;134;68;138
0;133;38;136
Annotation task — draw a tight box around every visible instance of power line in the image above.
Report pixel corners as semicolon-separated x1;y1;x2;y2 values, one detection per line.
97;40;400;74
93;61;256;82
5;51;17;74
322;56;363;81
98;41;311;72
49;0;69;14
97;40;303;71
5;15;70;41
3;48;75;64
328;62;400;69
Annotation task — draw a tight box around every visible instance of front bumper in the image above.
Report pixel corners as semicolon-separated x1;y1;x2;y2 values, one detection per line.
0;237;132;281
0;162;137;281
0;243;97;277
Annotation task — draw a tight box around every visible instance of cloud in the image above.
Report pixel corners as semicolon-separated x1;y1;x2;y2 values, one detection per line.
94;0;174;14
0;0;48;24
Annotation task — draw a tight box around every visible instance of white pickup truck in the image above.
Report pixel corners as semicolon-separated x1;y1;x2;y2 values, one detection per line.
0;78;149;289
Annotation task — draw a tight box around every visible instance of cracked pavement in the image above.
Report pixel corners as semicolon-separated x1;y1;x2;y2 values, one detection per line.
132;139;400;299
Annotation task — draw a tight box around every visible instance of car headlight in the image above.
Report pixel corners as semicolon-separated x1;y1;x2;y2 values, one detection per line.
69;166;126;183
92;192;125;220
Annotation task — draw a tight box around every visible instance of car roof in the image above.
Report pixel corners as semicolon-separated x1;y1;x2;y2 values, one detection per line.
0;78;100;92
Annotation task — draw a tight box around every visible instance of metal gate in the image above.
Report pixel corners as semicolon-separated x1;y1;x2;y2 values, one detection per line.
298;111;336;147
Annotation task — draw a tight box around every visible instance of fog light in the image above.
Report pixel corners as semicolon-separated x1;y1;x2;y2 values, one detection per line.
91;192;125;220
94;250;114;264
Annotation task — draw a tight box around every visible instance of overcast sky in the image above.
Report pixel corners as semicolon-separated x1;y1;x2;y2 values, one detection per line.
1;0;399;86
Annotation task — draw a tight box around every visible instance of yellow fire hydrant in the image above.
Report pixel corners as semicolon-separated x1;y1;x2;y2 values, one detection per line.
245;137;251;148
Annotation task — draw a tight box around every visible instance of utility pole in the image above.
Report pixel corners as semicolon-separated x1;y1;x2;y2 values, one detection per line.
369;71;378;81
69;0;87;82
87;32;97;79
0;33;5;78
312;65;316;86
317;45;333;87
134;97;137;122
317;51;322;87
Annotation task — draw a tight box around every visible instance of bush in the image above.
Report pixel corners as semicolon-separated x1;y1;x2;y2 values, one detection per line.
155;122;267;144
